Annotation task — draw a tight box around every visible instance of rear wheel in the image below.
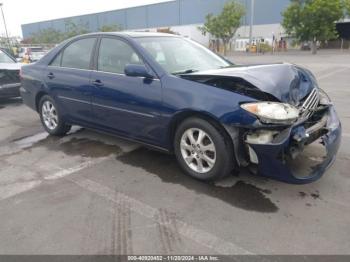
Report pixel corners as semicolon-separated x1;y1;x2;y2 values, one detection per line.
174;117;234;181
39;95;71;136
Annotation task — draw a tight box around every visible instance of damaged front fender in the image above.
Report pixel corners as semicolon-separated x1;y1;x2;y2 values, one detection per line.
246;106;341;184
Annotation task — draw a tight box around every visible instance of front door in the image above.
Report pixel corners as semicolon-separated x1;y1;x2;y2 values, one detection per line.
90;37;162;144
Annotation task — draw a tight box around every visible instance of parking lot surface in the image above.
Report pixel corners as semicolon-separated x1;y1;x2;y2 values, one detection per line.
0;50;349;255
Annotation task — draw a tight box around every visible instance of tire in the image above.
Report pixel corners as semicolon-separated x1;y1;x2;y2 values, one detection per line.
39;95;71;136
174;117;234;181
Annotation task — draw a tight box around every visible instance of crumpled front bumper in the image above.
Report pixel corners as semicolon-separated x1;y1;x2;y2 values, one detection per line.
247;106;342;184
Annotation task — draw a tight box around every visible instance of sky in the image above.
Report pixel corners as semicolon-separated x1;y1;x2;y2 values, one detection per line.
0;0;171;37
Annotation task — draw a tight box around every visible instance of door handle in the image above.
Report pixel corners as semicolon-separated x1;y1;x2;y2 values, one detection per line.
92;79;104;87
47;72;55;79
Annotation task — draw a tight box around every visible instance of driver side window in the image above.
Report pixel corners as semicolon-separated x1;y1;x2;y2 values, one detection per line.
98;38;143;74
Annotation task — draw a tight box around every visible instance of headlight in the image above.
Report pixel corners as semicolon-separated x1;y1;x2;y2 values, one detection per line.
241;102;300;124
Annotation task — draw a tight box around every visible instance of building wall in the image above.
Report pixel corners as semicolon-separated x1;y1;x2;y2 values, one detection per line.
21;0;291;39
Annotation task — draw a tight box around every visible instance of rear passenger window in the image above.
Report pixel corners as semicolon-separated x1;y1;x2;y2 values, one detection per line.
61;38;96;70
98;38;143;74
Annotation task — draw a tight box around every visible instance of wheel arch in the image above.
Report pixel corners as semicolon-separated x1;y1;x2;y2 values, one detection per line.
35;91;48;112
168;110;236;161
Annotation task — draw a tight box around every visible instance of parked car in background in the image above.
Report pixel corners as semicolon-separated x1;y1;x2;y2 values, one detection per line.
19;46;47;62
30;49;47;62
301;41;320;51
0;48;22;99
20;32;341;184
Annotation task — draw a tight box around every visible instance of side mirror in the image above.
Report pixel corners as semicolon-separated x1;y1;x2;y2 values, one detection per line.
125;64;154;79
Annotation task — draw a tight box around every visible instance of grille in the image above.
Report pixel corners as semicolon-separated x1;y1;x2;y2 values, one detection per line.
300;88;320;118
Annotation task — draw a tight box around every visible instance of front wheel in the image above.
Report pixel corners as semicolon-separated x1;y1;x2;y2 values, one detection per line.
174;118;234;181
39;95;71;136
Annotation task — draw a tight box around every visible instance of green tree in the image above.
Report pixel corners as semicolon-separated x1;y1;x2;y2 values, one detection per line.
199;0;245;55
31;28;64;44
25;20;89;44
99;24;122;32
64;19;90;38
282;0;346;54
23;20;90;44
345;0;350;14
23;21;123;44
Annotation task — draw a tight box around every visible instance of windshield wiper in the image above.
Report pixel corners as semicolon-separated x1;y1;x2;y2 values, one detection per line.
172;69;199;75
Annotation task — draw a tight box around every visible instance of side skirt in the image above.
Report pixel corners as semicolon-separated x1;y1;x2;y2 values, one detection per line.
66;121;171;154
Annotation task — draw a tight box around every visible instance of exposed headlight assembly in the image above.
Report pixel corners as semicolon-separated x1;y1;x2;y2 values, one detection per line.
241;102;300;124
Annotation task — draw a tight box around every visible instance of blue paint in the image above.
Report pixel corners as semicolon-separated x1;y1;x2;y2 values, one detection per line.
20;32;342;184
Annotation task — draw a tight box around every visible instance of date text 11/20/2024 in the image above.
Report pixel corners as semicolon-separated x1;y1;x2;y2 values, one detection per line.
127;255;220;261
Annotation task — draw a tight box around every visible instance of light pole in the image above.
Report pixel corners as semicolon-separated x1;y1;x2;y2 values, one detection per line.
249;0;255;49
0;3;11;51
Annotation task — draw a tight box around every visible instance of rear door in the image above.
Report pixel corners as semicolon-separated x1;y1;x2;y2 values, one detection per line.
45;37;97;123
90;37;163;144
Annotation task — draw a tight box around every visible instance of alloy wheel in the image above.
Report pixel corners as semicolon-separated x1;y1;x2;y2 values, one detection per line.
42;101;58;130
180;128;216;174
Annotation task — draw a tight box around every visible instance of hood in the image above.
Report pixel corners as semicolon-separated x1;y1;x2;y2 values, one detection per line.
184;63;316;105
0;63;23;70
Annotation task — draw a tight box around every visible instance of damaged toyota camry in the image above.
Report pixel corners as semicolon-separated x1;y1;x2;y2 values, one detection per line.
20;32;341;184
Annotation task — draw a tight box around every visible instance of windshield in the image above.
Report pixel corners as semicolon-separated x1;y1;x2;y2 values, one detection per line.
135;36;231;74
0;50;15;63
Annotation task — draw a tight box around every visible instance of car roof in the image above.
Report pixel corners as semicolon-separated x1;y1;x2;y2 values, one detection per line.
120;31;180;38
81;31;181;38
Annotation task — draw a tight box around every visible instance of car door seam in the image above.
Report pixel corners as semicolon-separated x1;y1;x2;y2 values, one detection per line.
92;102;156;118
58;95;156;118
58;95;90;105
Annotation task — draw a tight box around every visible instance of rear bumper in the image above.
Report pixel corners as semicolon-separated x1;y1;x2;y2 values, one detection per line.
0;83;21;98
247;106;341;184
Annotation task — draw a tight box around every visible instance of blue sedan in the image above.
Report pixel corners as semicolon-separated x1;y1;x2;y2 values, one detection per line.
20;32;341;184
